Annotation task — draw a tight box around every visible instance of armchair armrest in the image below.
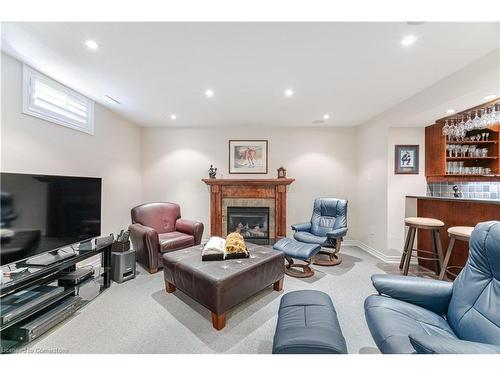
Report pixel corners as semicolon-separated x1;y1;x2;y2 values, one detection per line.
371;274;453;316
129;223;160;271
291;222;311;232
409;335;500;354
176;219;204;245
326;227;348;239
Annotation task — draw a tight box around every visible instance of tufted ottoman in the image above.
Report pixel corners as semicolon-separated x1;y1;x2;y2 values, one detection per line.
163;242;284;330
272;290;348;354
273;238;321;278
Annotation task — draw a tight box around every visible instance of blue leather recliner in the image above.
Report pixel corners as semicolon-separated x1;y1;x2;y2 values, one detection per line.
292;198;348;266
364;221;500;354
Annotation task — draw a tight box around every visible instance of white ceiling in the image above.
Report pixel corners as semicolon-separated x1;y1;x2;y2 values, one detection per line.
1;22;499;127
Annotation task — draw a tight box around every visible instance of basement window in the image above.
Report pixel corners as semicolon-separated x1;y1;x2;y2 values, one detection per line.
22;65;94;134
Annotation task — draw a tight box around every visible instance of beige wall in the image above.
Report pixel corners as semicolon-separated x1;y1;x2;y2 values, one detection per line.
141;126;358;239
1;53;143;235
355;49;499;260
387;127;427;254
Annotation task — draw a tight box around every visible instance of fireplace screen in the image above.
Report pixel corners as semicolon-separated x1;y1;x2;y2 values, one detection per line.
227;206;270;239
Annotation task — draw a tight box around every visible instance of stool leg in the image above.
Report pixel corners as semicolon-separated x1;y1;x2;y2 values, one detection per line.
403;226;416;276
431;230;444;276
439;237;455;280
400;227;413;270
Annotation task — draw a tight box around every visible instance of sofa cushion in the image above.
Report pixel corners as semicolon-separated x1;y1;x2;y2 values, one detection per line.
273;290;347;354
364;295;456;354
159;232;195;252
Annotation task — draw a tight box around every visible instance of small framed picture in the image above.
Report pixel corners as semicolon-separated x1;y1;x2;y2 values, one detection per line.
229;140;268;174
395;145;419;174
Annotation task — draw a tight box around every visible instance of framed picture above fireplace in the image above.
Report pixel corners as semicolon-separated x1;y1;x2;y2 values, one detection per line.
229;140;268;174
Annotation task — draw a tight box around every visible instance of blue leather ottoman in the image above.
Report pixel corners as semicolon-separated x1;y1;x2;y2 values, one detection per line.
273;238;321;278
272;290;348;354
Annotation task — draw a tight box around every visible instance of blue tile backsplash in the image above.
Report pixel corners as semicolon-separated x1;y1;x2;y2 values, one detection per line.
427;182;500;200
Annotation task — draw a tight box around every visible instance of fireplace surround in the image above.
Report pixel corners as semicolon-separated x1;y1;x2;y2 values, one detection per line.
202;178;295;240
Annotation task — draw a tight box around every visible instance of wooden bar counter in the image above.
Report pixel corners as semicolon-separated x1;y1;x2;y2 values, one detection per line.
406;195;500;276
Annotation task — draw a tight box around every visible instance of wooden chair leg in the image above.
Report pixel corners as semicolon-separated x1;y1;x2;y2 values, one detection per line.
165;281;176;293
148;267;158;274
433;229;444;275
439;237;455;280
211;312;226;330
400;227;412;269
403;226;416;276
273;277;284;291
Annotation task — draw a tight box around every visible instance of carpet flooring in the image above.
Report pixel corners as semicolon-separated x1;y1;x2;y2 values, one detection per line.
25;245;408;354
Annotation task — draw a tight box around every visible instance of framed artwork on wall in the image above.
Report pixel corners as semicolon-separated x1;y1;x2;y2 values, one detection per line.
395;145;419;174
229;140;268;174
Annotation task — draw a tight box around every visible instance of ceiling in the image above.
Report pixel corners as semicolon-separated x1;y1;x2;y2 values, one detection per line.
1;22;499;127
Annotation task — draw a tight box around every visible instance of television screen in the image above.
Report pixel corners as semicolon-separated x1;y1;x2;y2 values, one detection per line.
0;173;101;265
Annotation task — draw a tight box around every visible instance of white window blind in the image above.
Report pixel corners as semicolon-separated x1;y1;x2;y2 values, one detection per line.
23;65;94;134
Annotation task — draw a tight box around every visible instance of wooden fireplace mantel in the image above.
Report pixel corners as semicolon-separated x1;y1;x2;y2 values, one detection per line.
202;178;295;186
202;178;295;238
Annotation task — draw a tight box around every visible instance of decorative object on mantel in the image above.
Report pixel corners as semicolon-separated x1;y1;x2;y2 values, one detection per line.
208;165;217;179
395;145;419;174
228;140;268;174
277;166;287;179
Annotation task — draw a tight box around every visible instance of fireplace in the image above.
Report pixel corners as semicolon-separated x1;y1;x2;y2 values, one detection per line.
202;178;295;240
227;206;270;244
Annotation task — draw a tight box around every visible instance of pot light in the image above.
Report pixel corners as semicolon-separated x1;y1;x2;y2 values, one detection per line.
85;40;99;50
205;89;215;98
401;35;418;47
323;114;330;120
170;114;177;120
284;89;294;97
484;94;497;101
446;109;456;114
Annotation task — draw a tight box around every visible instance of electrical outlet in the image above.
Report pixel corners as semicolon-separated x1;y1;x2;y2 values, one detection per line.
370;225;375;235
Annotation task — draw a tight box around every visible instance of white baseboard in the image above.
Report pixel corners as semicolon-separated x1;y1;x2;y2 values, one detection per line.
344;240;407;264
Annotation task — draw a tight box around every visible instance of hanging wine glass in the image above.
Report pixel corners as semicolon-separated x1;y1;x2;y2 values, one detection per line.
472;110;480;130
442;119;450;138
465;113;473;132
479;108;487;129
449;119;457;141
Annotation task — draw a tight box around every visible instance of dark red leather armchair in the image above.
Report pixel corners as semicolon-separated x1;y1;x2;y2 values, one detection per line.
129;202;204;273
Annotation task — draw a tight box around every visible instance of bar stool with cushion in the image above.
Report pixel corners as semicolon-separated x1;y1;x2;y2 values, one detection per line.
439;226;474;280
399;217;445;276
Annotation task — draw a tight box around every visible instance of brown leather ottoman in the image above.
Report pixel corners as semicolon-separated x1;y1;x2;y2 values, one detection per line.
162;243;285;330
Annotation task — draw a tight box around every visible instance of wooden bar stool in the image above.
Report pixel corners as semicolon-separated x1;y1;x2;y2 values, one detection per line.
399;217;445;276
439;226;474;280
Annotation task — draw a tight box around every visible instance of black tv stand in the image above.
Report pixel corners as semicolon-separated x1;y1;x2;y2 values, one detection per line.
0;237;113;353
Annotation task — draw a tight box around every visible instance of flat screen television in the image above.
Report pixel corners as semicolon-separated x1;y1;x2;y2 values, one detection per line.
1;173;102;265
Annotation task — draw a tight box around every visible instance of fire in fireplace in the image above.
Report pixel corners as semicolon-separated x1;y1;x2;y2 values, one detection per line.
227;206;270;242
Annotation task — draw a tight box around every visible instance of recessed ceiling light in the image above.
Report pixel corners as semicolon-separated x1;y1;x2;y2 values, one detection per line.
484;94;497;101
205;89;215;98
85;40;99;50
401;35;418;47
446;109;456;114
284;89;294;97
170;114;177;120
323;114;330;120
